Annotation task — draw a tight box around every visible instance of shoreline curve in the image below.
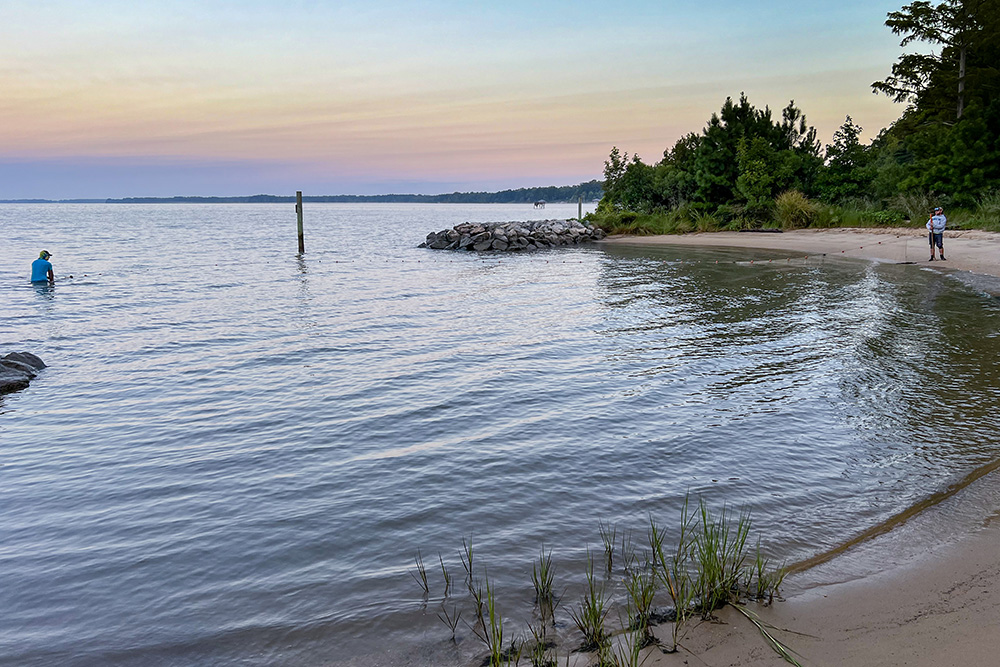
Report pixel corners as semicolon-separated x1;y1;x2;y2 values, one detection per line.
601;227;1000;291
603;227;1000;666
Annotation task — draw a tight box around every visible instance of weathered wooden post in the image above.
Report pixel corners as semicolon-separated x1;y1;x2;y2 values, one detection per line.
578;195;582;221
295;191;305;253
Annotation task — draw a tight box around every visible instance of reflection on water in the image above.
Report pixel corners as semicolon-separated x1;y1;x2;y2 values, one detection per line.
0;204;998;666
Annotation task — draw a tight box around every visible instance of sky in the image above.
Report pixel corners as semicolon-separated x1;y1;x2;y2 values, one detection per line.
0;0;909;198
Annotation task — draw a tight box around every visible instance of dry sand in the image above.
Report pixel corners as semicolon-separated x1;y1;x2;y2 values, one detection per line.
589;227;1000;667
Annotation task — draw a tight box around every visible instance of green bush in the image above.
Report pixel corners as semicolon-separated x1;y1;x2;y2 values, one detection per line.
890;191;936;224
773;190;819;229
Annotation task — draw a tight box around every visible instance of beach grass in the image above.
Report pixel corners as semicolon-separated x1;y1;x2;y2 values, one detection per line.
410;549;429;595
569;551;611;652
532;546;556;623
426;495;792;665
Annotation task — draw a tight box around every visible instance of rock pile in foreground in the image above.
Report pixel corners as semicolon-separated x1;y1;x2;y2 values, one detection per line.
0;352;46;395
420;219;606;252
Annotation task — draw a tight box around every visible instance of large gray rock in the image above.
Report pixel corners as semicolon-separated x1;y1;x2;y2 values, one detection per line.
0;352;45;395
420;218;605;253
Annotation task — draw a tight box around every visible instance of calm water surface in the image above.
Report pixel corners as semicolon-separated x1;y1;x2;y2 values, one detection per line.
1;203;999;666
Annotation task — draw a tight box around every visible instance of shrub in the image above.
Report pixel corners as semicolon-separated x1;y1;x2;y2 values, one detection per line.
773;190;819;229
692;210;721;232
890;191;936;225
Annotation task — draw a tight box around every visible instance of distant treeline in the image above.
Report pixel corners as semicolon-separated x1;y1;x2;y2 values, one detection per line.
13;181;598;205
0;181;602;205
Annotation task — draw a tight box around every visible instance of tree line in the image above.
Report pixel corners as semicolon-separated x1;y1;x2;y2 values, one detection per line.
101;181;604;205
597;0;1000;227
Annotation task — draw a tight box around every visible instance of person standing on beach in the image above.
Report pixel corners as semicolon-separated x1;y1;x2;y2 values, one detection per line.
30;250;55;283
927;207;947;261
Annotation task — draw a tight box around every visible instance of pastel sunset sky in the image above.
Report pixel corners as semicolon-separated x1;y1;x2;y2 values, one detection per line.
1;0;907;198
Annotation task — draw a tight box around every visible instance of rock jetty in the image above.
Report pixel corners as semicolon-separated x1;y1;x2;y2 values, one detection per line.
0;352;46;395
420;219;606;252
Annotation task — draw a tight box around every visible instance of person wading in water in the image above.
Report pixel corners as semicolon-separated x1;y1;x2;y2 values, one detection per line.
30;250;55;283
927;206;946;261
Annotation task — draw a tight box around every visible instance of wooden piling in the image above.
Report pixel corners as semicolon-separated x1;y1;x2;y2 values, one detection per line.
295;191;305;253
578;196;582;221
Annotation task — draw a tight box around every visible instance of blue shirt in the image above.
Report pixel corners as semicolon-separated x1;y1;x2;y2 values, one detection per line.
31;258;53;282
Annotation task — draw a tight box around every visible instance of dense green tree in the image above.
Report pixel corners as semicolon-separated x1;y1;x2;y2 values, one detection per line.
594;0;1000;220
651;133;700;209
691;96;821;215
872;0;990;120
817;116;876;203
871;0;1000;203
597;95;822;217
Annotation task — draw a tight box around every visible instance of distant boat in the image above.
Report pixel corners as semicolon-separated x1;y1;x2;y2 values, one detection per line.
533;200;546;209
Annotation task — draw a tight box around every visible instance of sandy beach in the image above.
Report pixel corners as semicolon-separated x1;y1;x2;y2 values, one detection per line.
639;518;1000;667
604;227;1000;294
598;227;1000;667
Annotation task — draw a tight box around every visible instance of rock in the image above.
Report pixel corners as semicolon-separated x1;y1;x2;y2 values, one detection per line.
0;352;45;396
0;371;30;395
420;218;604;252
0;359;39;378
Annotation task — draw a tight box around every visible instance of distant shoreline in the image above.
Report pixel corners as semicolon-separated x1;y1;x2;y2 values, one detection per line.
0;181;603;205
0;198;599;204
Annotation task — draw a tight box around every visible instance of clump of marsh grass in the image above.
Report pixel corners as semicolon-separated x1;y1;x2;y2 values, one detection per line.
502;635;526;667
532;546;556;623
461;536;477;594
426;496;793;664
619;529;638;575
649;499;696;653
745;538;787;604
891;190;937;224
973;189;1000;231
469;571;506;667
623;567;658;647
439;552;452;596
410;550;429;595
692;210;722;232
598;521;617;573
437;603;462;641
691;500;751;616
528;623;556;667
774;190;819;229
569;552;610;652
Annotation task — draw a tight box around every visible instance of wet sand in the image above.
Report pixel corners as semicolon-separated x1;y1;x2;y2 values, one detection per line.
603;227;1000;289
598;227;1000;667
634;517;1000;667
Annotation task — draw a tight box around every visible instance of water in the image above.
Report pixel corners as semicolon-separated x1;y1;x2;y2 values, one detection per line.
2;203;999;666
